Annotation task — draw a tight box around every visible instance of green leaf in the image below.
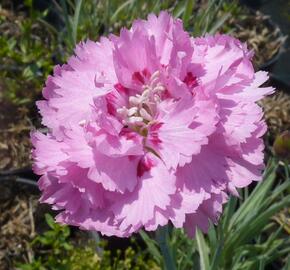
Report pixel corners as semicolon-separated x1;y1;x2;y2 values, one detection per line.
111;0;135;23
208;12;231;34
172;1;187;18
196;229;210;270
182;0;195;28
225;195;290;256
72;0;83;45
229;159;277;230
209;224;224;270
282;256;290;270
139;230;162;264
45;213;56;230
60;0;74;48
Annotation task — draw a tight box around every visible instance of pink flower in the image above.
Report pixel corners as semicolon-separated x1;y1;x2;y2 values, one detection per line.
32;12;274;237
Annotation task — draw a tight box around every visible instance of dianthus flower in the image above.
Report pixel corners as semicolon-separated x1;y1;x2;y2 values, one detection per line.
32;12;274;237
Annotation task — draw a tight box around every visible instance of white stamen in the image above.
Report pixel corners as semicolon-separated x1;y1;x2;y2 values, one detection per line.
117;107;126;113
127;116;144;124
117;107;128;117
140;108;153;121
177;51;186;59
141;89;150;100
129;96;141;106
78;119;86;126
150;76;160;87
153;94;161;103
117;70;165;130
153;85;165;93
150;70;160;81
127;107;138;116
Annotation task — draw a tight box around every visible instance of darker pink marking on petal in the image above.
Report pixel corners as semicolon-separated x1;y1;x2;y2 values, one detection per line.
114;83;128;93
132;71;145;84
183;72;198;89
149;123;163;145
161;89;171;100
120;128;138;140
150;135;162;145
150;122;163;132
106;83;128;115
128;155;140;162
137;156;154;177
142;68;151;79
106;93;117;115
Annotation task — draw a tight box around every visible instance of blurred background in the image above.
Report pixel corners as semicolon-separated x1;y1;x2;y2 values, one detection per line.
0;1;290;269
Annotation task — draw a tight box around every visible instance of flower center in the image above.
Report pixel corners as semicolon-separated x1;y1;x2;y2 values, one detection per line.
117;70;165;135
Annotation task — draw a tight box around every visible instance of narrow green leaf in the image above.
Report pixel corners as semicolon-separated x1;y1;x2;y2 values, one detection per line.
284;162;290;180
156;227;176;270
111;0;134;23
139;230;162;263
172;0;187;18
182;0;195;28
207;223;217;250
222;196;237;232
229;160;277;229
209;12;231;34
282;255;290;270
45;214;55;229
72;0;83;45
210;241;223;270
196;229;210;270
210;224;224;270
225;195;290;254
60;0;73;47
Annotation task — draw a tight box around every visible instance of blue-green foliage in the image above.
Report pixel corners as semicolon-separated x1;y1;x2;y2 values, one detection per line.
141;159;290;270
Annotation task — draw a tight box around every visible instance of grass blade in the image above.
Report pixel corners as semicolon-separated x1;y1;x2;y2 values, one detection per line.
139;230;162;264
209;12;231;34
182;0;195;28
111;0;134;23
72;0;83;45
196;229;210;270
60;0;73;47
229;159;277;229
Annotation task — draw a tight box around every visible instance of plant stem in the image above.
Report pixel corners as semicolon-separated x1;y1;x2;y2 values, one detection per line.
156;226;176;270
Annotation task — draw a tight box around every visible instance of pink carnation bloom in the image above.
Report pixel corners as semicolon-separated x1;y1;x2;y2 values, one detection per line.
31;12;274;237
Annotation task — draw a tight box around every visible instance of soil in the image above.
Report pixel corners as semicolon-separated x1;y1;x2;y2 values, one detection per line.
0;179;39;270
0;179;96;270
0;100;33;172
228;10;286;69
259;89;290;139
